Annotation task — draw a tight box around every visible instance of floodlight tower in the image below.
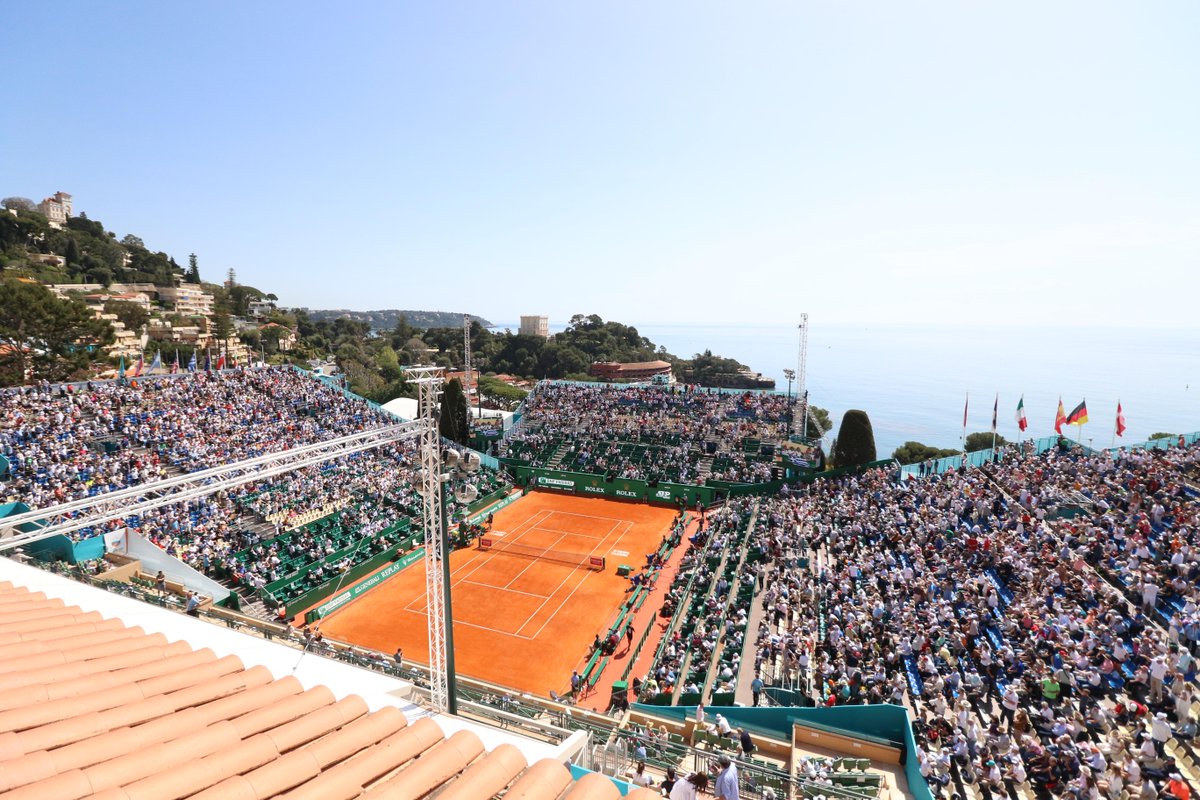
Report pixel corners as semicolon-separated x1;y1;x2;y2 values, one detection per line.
463;315;482;424
796;313;810;438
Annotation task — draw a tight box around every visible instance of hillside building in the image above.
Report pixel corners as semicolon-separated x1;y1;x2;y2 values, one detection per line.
519;315;549;338
37;191;72;229
588;360;673;382
157;282;215;316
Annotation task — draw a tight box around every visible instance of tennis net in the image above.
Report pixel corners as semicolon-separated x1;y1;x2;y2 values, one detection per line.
478;537;606;571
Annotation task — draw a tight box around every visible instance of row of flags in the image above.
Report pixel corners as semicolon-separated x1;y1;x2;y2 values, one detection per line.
964;394;1129;438
118;349;234;382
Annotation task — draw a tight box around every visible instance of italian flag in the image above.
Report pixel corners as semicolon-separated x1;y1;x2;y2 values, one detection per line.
1015;396;1028;433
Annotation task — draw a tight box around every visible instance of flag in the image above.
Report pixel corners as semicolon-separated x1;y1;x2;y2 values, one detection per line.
118;356;126;382
216;354;226;370
171;352;180;374
991;394;998;433
1116;402;1126;437
963;394;969;428
131;354;144;378
1015;396;1028;433
204;350;211;371
1066;400;1088;426
1055;398;1066;435
149;351;162;374
188;351;197;372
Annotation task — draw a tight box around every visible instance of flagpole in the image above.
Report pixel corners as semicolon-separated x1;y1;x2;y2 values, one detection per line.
1076;398;1083;447
962;392;969;467
1111;399;1119;450
991;392;998;453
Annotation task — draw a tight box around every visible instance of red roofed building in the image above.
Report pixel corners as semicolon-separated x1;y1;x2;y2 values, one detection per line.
588;360;673;382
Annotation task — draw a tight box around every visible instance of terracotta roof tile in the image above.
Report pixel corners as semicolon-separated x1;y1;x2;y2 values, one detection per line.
0;578;589;799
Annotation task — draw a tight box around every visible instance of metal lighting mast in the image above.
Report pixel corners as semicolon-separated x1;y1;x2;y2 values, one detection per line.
411;366;455;713
796;313;809;439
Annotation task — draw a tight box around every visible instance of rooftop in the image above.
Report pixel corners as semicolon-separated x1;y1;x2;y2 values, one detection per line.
0;558;642;800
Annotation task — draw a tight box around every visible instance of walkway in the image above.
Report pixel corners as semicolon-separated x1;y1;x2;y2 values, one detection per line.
577;512;703;712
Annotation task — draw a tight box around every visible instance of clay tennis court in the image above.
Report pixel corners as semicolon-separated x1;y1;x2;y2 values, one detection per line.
319;491;679;696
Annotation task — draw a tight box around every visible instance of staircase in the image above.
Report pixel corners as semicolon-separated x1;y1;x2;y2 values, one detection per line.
546;441;571;470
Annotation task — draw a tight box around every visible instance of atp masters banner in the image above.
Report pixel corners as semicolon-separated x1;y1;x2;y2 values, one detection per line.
308;548;425;622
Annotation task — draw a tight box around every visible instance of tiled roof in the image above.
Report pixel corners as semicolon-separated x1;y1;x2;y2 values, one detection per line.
0;578;656;800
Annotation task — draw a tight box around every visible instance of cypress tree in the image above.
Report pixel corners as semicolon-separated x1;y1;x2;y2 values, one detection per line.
439;378;469;445
832;409;877;467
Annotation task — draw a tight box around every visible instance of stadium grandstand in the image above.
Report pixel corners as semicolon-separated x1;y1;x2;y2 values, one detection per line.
4;367;1200;800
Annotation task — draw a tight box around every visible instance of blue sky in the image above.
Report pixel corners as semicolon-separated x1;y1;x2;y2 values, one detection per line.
4;2;1197;326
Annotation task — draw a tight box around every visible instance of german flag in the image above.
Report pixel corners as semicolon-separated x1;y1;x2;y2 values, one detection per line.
1065;400;1088;426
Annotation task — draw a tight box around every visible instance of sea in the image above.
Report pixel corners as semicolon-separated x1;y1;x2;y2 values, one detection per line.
489;322;1200;459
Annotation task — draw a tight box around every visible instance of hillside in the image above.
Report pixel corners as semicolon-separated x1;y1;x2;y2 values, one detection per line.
298;308;492;330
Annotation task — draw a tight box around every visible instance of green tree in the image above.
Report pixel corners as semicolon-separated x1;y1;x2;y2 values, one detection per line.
120;234;145;250
439;378;469;444
832;409;877;468
212;307;233;355
478;374;528;404
376;345;402;382
64;238;81;267
892;441;960;465
103;300;149;334
965;431;1008;452
186;253;201;283
1;197;35;212
803;405;832;439
0;278;114;385
1149;432;1175;440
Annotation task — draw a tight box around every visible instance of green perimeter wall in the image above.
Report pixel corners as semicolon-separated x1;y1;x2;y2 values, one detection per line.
635;703;932;800
500;459;898;506
287;538;412;617
503;464;715;506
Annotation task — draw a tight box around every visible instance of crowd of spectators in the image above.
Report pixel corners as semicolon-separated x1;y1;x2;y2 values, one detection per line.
740;439;1200;798
0;369;389;511
1;369;510;610
498;383;794;484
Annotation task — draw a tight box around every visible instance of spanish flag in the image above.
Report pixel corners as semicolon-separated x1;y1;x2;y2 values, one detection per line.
1065;400;1088;426
1055;398;1066;434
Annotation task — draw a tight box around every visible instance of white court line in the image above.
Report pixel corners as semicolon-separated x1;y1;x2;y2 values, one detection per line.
515;517;624;637
400;510;554;618
524;525;607;540
399;604;535;639
447;509;554;585
540;509;634;524
526;519;637;640
501;529;571;590
460;579;550;599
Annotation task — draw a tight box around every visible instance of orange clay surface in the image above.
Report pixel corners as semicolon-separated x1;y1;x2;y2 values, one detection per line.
319;491;680;696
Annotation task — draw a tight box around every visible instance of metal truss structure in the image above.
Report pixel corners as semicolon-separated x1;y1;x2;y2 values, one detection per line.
409;365;453;713
796;313;811;439
0;419;429;551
